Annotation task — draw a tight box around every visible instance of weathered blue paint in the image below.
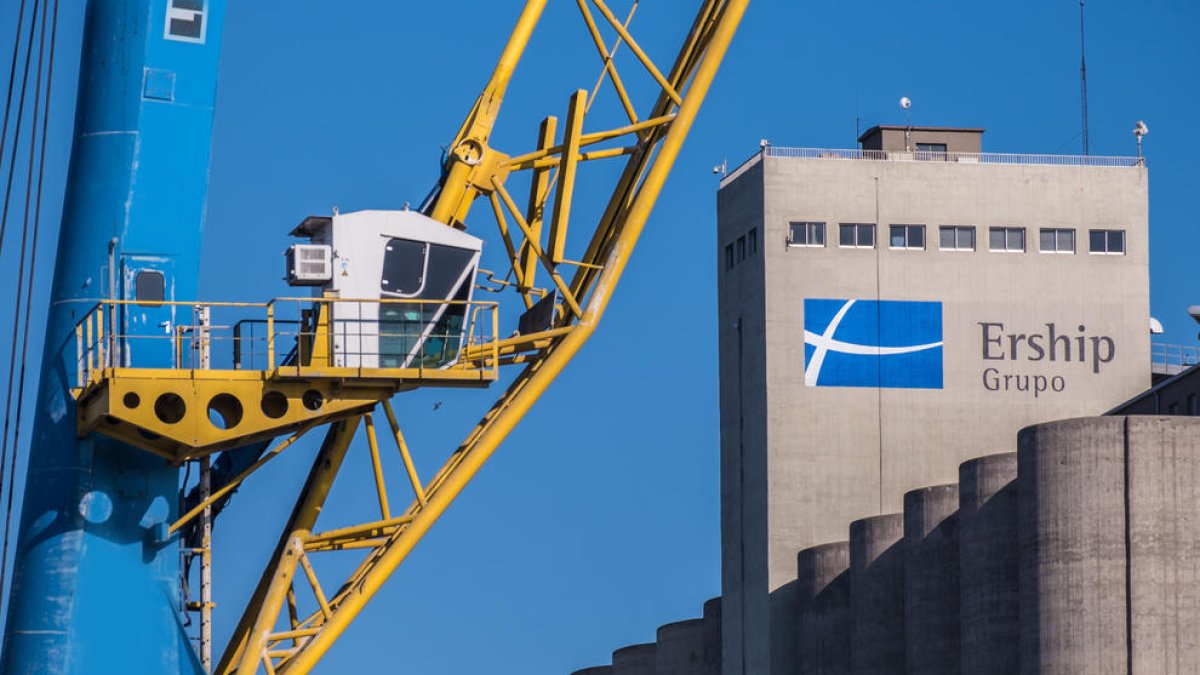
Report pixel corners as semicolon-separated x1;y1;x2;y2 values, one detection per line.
1;1;225;672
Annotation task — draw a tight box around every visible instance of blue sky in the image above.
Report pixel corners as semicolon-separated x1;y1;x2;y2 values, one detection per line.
1;1;1198;673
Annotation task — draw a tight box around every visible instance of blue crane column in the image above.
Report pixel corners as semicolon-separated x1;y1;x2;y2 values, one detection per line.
1;1;225;672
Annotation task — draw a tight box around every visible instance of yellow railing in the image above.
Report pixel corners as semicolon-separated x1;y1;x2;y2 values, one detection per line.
72;297;500;394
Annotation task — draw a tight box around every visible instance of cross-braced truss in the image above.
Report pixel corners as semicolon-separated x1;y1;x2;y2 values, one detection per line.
172;2;753;672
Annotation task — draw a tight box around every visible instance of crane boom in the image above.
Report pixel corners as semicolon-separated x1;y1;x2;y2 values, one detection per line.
221;3;748;672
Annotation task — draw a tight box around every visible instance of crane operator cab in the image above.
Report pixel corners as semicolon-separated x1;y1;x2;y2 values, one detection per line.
285;210;483;371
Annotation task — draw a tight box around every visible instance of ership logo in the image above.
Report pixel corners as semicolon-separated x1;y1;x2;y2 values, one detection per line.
804;299;944;389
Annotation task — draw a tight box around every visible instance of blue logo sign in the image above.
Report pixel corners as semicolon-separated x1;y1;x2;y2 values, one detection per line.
804;299;943;389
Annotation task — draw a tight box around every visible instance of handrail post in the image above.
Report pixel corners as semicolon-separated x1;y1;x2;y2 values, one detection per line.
491;304;499;376
267;303;275;370
76;324;84;389
233;322;242;371
327;299;335;369
96;305;106;369
296;300;303;377
110;300;119;368
85;311;94;375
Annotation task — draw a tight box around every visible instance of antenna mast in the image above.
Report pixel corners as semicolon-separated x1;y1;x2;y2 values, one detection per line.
1079;0;1090;155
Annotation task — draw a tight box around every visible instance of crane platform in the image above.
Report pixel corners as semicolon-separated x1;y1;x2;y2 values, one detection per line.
70;297;500;461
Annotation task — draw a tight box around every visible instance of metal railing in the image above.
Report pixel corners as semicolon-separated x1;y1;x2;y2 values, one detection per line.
1151;342;1200;376
72;297;500;393
722;146;1142;185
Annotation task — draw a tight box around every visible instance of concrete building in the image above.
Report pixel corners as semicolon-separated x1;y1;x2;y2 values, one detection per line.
716;127;1150;675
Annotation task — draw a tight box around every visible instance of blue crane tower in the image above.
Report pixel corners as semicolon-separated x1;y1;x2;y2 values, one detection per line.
2;1;225;672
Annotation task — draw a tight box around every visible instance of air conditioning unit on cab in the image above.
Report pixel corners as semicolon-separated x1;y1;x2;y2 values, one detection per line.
286;244;333;286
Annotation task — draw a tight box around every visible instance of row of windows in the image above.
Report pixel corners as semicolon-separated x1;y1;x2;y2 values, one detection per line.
787;222;1127;255
724;227;758;269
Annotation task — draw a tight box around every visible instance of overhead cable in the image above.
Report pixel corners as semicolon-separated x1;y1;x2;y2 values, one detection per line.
0;0;30;201
0;0;39;254
0;0;53;607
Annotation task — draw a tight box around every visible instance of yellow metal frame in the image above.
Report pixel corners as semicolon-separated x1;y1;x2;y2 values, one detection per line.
71;297;501;460
210;2;750;673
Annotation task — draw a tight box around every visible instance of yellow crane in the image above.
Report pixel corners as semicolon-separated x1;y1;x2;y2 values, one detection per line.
67;1;748;672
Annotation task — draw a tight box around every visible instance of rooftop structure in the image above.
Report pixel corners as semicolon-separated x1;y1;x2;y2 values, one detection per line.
858;124;985;153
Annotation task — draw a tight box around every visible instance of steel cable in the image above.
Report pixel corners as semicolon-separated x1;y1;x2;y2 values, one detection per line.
0;0;39;257
0;0;30;223
0;0;39;505
0;0;52;607
0;0;39;254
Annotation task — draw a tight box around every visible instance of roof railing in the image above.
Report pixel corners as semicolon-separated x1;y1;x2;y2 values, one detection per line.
722;146;1143;185
1152;342;1200;376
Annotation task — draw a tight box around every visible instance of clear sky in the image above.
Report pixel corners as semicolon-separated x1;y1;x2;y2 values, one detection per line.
1;1;1198;673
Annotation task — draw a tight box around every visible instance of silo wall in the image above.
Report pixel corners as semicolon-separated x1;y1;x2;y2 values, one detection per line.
613;643;657;675
797;541;850;675
903;484;960;675
657;619;705;675
703;597;723;675
959;452;1019;674
849;513;905;675
1124;416;1200;673
1018;416;1200;674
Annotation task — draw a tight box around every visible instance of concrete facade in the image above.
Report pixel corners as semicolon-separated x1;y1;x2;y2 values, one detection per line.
717;139;1150;674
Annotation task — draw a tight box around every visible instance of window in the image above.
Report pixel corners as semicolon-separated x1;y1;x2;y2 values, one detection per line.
1168;402;1179;415
938;226;975;251
839;223;875;249
1188;393;1198;416
379;242;477;368
748;228;758;255
737;235;747;261
165;0;207;43
788;221;825;247
134;271;165;303
381;238;427;295
1039;228;1076;254
915;142;949;161
989;227;1025;253
1089;229;1126;255
889;224;925;250
724;244;734;270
